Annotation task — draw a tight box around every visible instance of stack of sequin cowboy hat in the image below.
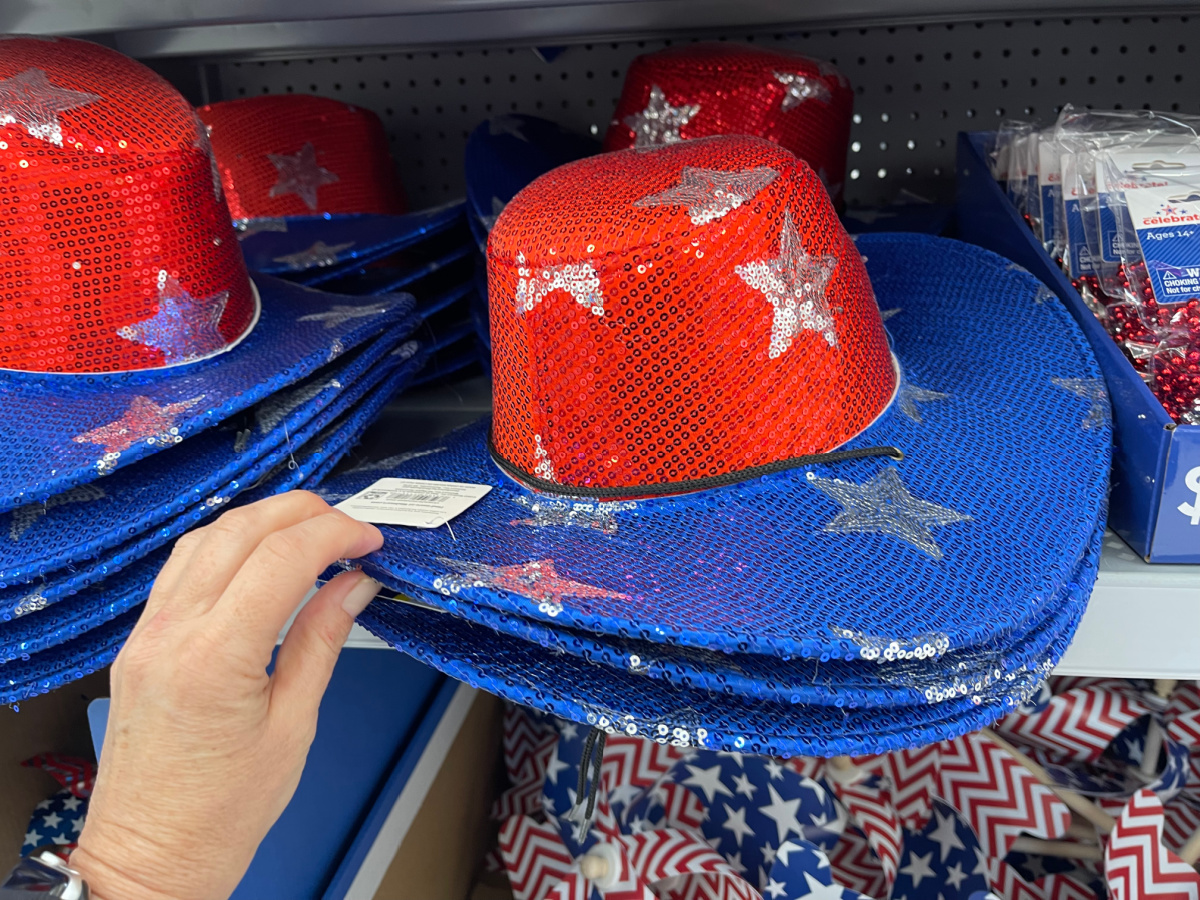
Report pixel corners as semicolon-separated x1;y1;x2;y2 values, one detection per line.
316;131;1113;757
198;94;483;386
0;36;427;701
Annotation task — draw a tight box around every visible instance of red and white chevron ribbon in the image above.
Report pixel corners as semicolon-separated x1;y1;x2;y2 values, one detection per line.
1105;789;1200;900
494;707;560;819
995;685;1149;763
1163;798;1200;853
1167;710;1200;751
832;779;902;890
601;737;686;793
500;814;583;900
620;828;761;900
827;828;887;900
939;733;1071;858
645;781;708;835
854;745;941;832
987;858;1046;900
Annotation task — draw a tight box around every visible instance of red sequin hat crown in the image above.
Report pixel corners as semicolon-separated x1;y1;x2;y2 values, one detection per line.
603;43;854;206
0;37;256;375
197;94;407;222
488;135;896;497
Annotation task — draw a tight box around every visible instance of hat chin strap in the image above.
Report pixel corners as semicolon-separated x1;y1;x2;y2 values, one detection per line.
488;353;906;502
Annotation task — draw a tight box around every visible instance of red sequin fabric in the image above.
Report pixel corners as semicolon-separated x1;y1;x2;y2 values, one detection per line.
198;94;407;221
488;135;895;496
603;43;854;206
0;37;255;374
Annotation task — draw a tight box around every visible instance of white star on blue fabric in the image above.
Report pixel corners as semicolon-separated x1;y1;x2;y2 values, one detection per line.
634;166;779;226
944;861;969;890
0;68;101;146
735;212;838;355
1051;376;1109;430
8;483;106;541
773;71;833;110
763;877;787;899
899;850;936;888
808;466;971;561
236;217;289;240
117;271;229;364
683;763;734;804
268;141;339;210
722;802;755;848
624;84;699;149
898;383;950;423
272;240;356;271
758;784;804;844
927;807;966;862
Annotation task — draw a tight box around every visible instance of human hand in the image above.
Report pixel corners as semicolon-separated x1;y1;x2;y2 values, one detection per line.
70;490;384;900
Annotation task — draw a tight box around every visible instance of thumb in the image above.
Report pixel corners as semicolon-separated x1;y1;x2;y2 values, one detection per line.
270;569;382;723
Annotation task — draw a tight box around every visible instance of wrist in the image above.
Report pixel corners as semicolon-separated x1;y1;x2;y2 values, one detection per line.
70;831;182;900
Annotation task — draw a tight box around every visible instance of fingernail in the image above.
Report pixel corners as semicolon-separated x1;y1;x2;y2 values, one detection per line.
342;575;382;617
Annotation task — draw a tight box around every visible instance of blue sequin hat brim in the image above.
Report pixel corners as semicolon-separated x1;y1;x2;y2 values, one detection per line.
238;202;467;285
0;358;425;668
353;575;1084;757
382;515;1102;710
0;321;420;587
319;234;1112;662
0;274;416;513
0;347;427;626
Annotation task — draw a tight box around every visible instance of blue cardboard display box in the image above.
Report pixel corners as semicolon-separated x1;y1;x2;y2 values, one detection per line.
956;131;1200;563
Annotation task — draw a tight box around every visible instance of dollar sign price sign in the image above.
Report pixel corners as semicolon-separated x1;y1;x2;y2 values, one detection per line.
1179;465;1200;525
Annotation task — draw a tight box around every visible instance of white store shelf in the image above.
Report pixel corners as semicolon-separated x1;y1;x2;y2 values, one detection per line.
345;530;1200;680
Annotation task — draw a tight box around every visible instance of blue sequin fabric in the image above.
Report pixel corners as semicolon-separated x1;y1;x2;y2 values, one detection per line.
0;360;417;700
318;235;1111;664
0;320;417;585
238;203;466;284
0;274;416;511
0;348;426;624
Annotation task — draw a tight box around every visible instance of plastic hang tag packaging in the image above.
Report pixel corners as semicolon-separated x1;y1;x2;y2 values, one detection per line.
1095;140;1200;298
1060;150;1097;279
1124;186;1200;305
1037;133;1064;255
1004;121;1036;214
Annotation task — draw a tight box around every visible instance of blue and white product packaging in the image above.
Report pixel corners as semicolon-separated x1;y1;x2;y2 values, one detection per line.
1096;142;1200;298
1036;133;1064;255
1004;121;1036;213
1124;185;1200;310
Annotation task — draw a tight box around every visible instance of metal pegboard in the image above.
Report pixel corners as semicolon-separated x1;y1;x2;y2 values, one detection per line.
208;13;1200;208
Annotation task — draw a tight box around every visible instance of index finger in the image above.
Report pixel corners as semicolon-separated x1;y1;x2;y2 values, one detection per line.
205;508;383;657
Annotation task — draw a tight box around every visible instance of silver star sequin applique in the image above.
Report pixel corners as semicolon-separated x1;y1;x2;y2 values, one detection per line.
272;240;355;271
481;196;507;232
235;218;289;241
516;253;604;316
531;434;557;482
817;59;849;87
898;383;950;424
297;302;391;329
880;307;903;321
488;115;528;141
624;84;699;149
808;467;971;561
73;395;204;471
0;68;101;146
773;71;832;110
8;484;106;542
634;165;779;226
13;591;48;618
510;496;636;535
734;213;838;356
1051;376;1109;429
116;271;230;364
267;141;339;210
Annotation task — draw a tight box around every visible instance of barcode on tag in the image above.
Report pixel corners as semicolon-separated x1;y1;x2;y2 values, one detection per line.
335;477;492;528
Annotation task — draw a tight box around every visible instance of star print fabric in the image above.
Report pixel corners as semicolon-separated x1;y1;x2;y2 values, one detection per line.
197;93;406;221
20;754;95;856
0;37;255;373
488;135;895;495
604;43;853;205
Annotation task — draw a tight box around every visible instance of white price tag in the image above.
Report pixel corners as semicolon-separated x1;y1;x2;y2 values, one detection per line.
335;477;492;528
